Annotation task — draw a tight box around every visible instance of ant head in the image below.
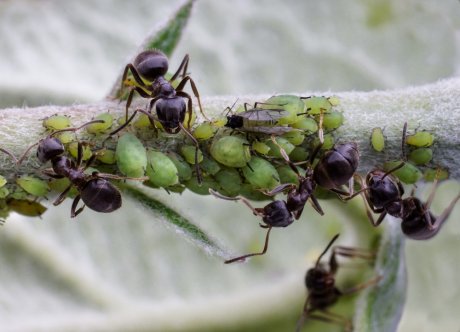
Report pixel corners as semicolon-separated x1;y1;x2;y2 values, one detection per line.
134;50;169;82
37;137;64;163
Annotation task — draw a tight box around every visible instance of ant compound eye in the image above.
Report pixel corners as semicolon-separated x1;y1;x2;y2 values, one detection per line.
166;152;193;182
146;150;179;188
214;168;243;197
134;50;169;81
116;133;147;178
43;115;71;131
408;148;433;166
371;127;385;152
210;136;251;168
180;145;203;165
406;131;434;147
242;156;280;191
16;175;49;197
383;160;422;184
292;117;318;133
86;113;114;135
266;137;295;158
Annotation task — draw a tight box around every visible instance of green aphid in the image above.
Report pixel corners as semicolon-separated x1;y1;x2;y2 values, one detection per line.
210;136;251;168
239;184;270;201
320;111;344;130
292;117;318;133
165;184;186;194
9;187;29;200
423;168;449;182
214;168;242;197
282;130;305;146
57;131;74;144
8;199;47;217
166;152;192;182
266;137;295;158
200;156;221;175
406;131;434;147
0;187;9;199
180;145;203;165
262;95;304;125
242;156;280;190
252;141;271;155
193;122;217;140
68;142;92;161
289;146;309;162
304;96;332;115
16;176;49;197
383;161;422;184
86;113;114;134
96;149;117;165
146;150;179;188
116;133;147;177
276;165;300;186
311;134;335;150
328;96;340;106
133;113;151;129
0;175;6;188
408;148;433;165
43;115;71;130
185;176;219;195
48;178;78;196
370;127;385;152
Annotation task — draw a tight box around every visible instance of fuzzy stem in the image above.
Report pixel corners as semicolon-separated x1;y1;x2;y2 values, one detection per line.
1;78;459;178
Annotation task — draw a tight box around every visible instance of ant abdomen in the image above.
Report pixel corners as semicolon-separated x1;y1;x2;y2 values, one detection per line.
134;50;169;81
81;179;122;213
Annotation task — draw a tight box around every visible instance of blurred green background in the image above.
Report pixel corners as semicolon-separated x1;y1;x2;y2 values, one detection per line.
0;1;459;331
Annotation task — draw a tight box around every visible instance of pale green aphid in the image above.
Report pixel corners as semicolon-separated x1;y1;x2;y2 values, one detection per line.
96;149;117;165
371;127;385;152
133;113;151;129
214;168;242;197
239;183;270;201
383;161;422;184
304;96;332;115
408;148;433;165
423;168;449;182
186;177;219;195
321;111;344;130
311;134;335;150
57;131;74;144
116;133;147;177
292;117;318;132
266;137;295;158
242;156;280;190
289;146;309;162
210;136;251;168
276;165;299;186
193;122;217;140
406;131;434;147
181;145;204;165
16;176;49;197
0;187;9;199
282;130;305;146
43;115;71;130
252;141;271;155
68;142;92;161
0;175;6;188
167;152;192;182
328;96;340;106
146;150;179;187
8;199;47;217
86;113;114;134
200;157;221;175
262;95;304;125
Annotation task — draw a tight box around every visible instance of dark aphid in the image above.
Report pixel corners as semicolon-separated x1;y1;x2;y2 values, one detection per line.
296;234;381;332
108;50;207;183
209;189;293;264
224;102;293;135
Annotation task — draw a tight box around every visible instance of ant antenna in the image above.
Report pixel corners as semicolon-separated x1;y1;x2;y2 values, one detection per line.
315;234;340;267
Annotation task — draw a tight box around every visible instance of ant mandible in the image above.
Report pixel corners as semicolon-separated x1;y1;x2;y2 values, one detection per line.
296;234;381;332
209;189;294;264
109;50;209;183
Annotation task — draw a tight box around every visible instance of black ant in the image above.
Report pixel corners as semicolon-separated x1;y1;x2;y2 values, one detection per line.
209;189;293;264
18;121;145;218
296;234;381;332
108;50;208;183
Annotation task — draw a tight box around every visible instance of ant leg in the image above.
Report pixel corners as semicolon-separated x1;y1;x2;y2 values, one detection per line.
0;147;18;164
50;119;107;137
175;76;210;121
53;184;73;206
224;227;272;264
106;107;157;140
309;195;324;216
308;140;324;165
179;122;203;185
297;309;352;332
93;171;148;181
429;191;460;230
170;54;190;82
16;142;40;166
209;189;264;217
330;246;376;272
261;183;296;196
70;195;85;218
76;141;84;168
124;86;151;122
176;90;194;129
314;234;340;267
340;275;383;295
121;64;150;94
295;296;311;332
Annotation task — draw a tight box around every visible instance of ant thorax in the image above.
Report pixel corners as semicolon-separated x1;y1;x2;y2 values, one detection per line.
152;77;175;97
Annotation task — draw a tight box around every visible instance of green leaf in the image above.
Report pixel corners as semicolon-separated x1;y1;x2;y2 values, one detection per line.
119;182;226;258
107;0;195;100
354;221;407;332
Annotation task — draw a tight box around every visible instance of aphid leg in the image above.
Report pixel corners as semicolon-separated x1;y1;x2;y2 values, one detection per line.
175;76;210;121
169;54;190;82
224;227;272;264
179;122;203;185
70;195;85;218
53;184;73;206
